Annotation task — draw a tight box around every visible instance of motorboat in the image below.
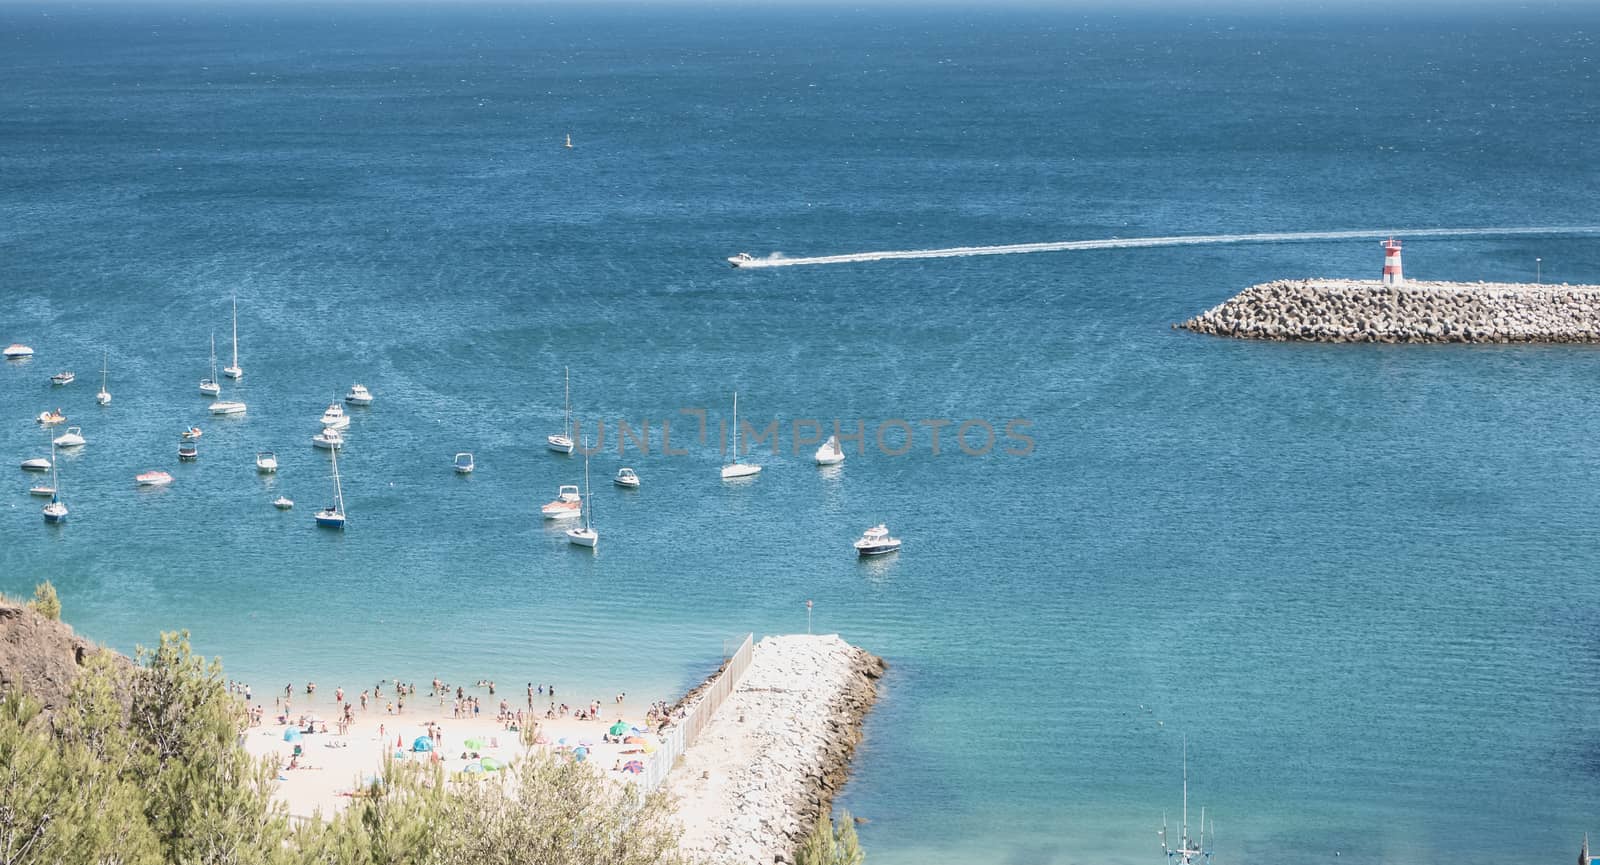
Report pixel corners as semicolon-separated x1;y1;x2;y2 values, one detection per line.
541;484;582;519
181;426;203;440
454;452;475;474
50;371;75;386
614;467;640;489
314;445;346;529
547;366;575;455
36;409;65;425
178;442;199;461
41;445;66;524
720;391;762;480
727;252;757;268
3;344;33;359
135;470;174;487
273;495;294;510
223;294;243;379
311;428;344;450
815;435;845;466
320;402;350;430
256;451;279;473
20;457;51;472
566;441;598;548
52;426;86;448
200;333;221;396
210;400;247;416
344;384;373;406
28;482;55;497
853;524;902;557
95;350;111;406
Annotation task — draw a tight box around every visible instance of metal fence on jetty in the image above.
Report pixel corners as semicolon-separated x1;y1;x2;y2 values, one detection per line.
641;633;754;792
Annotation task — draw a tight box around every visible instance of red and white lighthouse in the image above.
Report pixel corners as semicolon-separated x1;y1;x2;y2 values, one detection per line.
1381;238;1404;286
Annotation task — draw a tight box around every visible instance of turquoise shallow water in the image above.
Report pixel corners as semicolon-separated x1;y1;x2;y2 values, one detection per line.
3;4;1600;863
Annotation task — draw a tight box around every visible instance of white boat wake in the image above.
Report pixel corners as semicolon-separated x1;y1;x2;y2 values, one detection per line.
727;226;1600;269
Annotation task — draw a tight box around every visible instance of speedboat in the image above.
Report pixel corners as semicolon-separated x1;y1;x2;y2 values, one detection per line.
52;426;86;448
454;452;475;474
815;435;845;466
256;451;278;473
178;442;199;461
344;384;373;406
273;495;295;510
614;467;640;488
181;427;203;440
3;344;33;359
311;429;344;450
853;524;902;557
541;484;582;519
727;252;757;268
36;409;65;425
20;457;51;472
136;470;174;487
720;391;762;480
320;402;350;430
50;371;75;386
210;400;247;415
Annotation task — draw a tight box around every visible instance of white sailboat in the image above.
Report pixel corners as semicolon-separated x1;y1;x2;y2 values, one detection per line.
566;440;598;548
223;294;243;379
315;445;346;529
547;366;575;454
200;334;221;396
1160;739;1214;865
41;444;67;524
720;391;762;479
815;434;844;465
96;350;111;406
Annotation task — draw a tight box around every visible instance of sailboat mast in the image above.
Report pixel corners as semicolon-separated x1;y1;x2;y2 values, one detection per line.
582;440;592;530
331;445;344;514
100;350;107;390
210;333;217;379
563;366;572;438
1182;736;1189;849
732;391;739;462
230;295;239;369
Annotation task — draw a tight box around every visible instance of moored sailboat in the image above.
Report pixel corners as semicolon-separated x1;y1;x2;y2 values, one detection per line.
96;350;111;406
223;294;243;379
566;440;599;548
314;445;346;529
547;366;575;454
720;391;762;479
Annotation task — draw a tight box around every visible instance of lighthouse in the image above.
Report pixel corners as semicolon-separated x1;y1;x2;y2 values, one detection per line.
1381;238;1404;286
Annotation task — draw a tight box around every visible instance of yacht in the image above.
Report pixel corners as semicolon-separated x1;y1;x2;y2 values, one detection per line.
223;294;243;379
547;366;575;455
853;524;902;557
210;399;247;416
320;402;350;430
3;344;33;359
614;467;640;489
720;391;762;479
135;470;174;487
344;384;374;406
50;371;75;386
815;435;845;466
200;333;221;396
541;484;582;519
566;442;598;548
95;351;111;406
52;426;86;449
36;409;65;426
178;442;199;461
454;452;475;474
273;495;295;510
311;428;344;450
314;445;346;529
20;457;51;472
256;451;279;473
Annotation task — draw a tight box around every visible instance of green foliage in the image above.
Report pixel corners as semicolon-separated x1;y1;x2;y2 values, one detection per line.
796;810;866;865
26;582;59;621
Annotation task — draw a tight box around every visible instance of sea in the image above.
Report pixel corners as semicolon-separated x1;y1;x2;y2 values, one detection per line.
3;3;1599;863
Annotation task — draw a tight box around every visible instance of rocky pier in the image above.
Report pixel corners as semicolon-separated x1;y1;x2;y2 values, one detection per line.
666;634;886;865
1181;279;1600;343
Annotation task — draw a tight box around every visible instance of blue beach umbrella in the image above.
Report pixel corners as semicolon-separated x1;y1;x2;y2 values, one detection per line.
283;728;302;742
463;762;484;774
413;736;433;752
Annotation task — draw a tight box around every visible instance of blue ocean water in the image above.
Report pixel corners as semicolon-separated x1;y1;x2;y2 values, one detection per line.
3;4;1600;863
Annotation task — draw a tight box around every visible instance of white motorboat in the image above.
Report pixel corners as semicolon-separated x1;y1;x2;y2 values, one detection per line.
200;333;221;396
3;344;33;359
344;384;373;406
223;294;243;379
541;484;582;519
314;445;345;529
178;442;199;461
28;482;55;497
256;451;279;473
36;409;65;426
136;470;174;487
547;366;575;454
566;441;598;548
614;467;640;488
273;495;294;510
727;252;757;267
41;445;66;524
311;429;344;450
815;435;845;466
720;391;762;480
853;524;902;557
320;402;350;430
96;350;111;406
50;371;75;386
454;452;474;474
210;400;247;416
20;457;51;472
52;426;86;448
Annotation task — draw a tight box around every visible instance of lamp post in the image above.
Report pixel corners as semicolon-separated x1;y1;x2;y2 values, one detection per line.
1537;257;1542;284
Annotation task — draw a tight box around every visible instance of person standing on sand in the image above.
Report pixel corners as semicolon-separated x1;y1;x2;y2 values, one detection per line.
336;687;344;704
360;690;369;711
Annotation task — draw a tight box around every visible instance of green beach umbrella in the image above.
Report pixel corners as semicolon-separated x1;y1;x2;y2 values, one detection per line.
480;757;503;772
609;722;629;737
463;738;484;750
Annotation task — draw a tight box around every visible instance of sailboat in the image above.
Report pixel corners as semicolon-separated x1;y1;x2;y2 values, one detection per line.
1160;739;1214;865
223;294;243;379
720;391;762;479
815;435;844;466
41;444;67;524
564;133;573;149
566;439;598;548
314;445;346;529
199;334;221;396
96;350;111;406
547;366;575;454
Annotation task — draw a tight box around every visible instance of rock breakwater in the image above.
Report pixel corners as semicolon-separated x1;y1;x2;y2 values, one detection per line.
1181;279;1600;343
667;634;885;865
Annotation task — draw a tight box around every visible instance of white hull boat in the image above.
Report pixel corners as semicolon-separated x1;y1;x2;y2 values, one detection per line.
29;483;55;497
454;452;474;474
315;445;346;529
211;401;247;415
200;333;221;395
548;366;575;454
50;371;75;386
720;391;762;479
21;458;51;472
256;451;278;473
320;402;350;430
853;524;902;557
136;471;174;487
96;350;111;406
566;440;599;548
52;426;86;448
541;483;582;519
311;429;344;450
3;344;33;359
41;445;66;523
344;384;373;406
815;435;845;465
223;294;243;379
614;467;640;488
274;496;295;510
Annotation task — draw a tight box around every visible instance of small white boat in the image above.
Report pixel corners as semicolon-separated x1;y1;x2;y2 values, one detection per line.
210;400;247;416
815;435;845;466
50;371;75;386
720;391;762;480
564;132;574;149
36;409;65;425
853;524;902;557
727;252;757;268
274;495;295;510
222;294;243;379
614;467;640;488
344;384;373;406
454;452;475;474
178;442;199;461
28;483;55;497
20;457;51;472
566;442;598;548
200;333;221;396
136;470;174;487
314;445;345;529
311;428;344;450
96;350;111;406
541;484;582;519
41;445;66;524
547;366;575;455
256;451;278;473
52;426;86;448
181;426;203;440
320;402;350;430
3;344;33;359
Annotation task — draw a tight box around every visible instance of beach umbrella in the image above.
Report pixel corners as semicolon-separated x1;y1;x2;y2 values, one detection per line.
480;757;503;772
412;737;434;752
640;740;657;754
462;762;484;774
283;728;302;742
622;760;645;774
608;721;629;736
573;746;588;762
463;738;484;750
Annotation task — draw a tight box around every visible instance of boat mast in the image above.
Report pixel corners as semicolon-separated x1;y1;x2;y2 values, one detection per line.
330;444;344;516
230;294;239;370
101;350;107;390
209;333;217;380
582;437;592;531
563;366;572;440
732;391;740;463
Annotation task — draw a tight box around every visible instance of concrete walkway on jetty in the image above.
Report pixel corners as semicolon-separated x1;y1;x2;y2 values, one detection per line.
1182;279;1600;343
666;634;885;865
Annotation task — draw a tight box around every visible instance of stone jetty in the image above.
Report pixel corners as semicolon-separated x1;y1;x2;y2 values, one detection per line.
666;634;886;865
1181;279;1600;343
